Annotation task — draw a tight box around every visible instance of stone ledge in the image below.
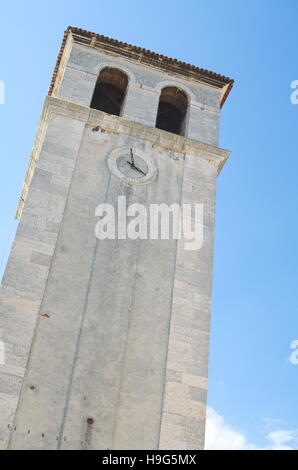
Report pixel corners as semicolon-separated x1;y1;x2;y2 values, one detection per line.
16;96;231;220
48;96;230;163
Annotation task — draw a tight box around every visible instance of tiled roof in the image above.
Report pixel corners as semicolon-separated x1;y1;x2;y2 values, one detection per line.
49;26;234;107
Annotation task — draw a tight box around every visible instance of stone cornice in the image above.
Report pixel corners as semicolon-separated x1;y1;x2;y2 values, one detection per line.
16;96;231;220
49;27;234;108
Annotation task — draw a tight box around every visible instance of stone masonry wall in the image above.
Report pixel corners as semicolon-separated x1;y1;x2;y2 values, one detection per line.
0;35;229;450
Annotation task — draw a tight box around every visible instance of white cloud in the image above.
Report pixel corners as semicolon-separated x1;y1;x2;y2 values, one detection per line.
266;430;298;450
205;407;298;450
205;407;253;450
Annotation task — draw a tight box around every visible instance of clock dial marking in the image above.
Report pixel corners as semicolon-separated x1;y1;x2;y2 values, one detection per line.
107;147;158;185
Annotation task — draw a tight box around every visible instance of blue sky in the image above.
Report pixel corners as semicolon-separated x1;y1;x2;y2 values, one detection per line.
1;0;298;449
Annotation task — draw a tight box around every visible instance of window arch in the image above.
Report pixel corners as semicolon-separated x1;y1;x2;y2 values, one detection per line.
155;87;188;136
90;67;128;116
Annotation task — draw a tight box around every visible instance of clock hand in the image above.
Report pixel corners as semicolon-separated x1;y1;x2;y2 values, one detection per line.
133;165;146;176
127;149;146;175
126;161;146;175
130;148;135;167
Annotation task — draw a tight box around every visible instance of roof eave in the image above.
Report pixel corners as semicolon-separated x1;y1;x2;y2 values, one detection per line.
48;26;234;107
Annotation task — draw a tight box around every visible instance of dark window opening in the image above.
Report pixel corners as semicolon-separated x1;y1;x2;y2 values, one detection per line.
155;87;188;136
90;68;128;116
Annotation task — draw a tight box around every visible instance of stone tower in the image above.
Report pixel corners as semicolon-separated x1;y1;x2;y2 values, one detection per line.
0;27;233;450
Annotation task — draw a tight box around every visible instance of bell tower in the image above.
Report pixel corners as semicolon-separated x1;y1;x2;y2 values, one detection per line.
0;27;233;450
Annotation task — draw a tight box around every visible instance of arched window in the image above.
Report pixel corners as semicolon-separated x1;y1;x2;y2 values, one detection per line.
90;68;128;116
155;87;188;136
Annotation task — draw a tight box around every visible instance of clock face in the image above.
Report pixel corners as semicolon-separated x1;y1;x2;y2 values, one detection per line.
107;147;157;185
116;155;148;179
